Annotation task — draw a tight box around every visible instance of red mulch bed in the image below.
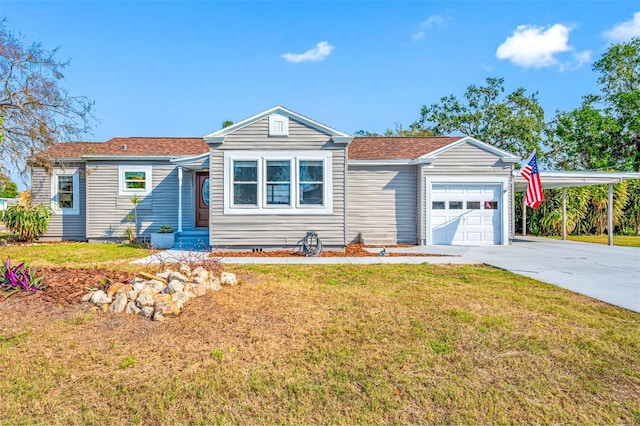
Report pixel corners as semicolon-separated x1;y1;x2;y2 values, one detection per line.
3;267;134;306
210;243;440;257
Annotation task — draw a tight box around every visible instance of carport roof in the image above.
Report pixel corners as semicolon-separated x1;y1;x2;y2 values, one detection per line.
514;171;640;192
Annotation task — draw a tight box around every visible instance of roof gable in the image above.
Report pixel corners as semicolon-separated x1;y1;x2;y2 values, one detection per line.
204;106;352;143
421;136;520;162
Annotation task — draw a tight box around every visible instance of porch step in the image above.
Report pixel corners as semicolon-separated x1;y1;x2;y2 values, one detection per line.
175;231;210;251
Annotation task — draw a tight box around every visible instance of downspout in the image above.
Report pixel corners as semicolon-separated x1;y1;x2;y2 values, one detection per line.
177;166;183;233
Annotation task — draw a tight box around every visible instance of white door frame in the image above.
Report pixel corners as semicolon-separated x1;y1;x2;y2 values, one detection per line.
424;176;510;245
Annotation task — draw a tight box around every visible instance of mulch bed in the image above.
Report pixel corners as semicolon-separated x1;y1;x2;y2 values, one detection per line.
3;267;134;307
210;243;442;257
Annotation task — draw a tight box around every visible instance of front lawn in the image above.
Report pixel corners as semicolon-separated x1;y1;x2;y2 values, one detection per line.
0;242;149;269
559;234;640;247
0;263;638;424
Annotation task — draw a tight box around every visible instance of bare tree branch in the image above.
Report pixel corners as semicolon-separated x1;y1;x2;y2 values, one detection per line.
0;19;96;176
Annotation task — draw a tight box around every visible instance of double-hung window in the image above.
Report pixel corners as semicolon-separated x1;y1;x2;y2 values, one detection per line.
299;160;324;205
225;151;332;214
51;169;80;215
266;160;291;205
118;166;152;196
233;161;258;205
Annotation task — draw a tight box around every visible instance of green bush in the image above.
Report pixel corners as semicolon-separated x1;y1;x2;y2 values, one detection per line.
1;203;52;242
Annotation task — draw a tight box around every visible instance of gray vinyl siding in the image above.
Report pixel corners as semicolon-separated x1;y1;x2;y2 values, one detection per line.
347;165;417;244
209;118;347;248
31;163;86;240
85;161;180;239
429;142;510;171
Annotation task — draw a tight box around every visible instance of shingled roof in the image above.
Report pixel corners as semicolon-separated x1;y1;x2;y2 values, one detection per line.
36;136;463;161
348;137;461;160
36;137;209;159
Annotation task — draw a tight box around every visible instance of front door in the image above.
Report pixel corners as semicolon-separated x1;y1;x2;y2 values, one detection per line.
195;172;210;228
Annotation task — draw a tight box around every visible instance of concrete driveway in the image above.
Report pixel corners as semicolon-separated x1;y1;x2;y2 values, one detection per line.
388;237;640;313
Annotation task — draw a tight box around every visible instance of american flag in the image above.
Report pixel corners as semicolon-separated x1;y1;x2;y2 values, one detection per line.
520;152;544;209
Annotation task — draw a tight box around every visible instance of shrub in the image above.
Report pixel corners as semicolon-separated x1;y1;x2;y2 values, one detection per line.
0;257;46;298
2;203;52;242
158;225;174;233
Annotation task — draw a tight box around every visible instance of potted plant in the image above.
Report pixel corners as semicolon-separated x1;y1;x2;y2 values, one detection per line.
150;225;174;249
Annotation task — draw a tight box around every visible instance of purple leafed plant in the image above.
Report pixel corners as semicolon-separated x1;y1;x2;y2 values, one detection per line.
0;257;46;297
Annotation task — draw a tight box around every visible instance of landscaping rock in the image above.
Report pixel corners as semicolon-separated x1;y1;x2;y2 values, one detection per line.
109;293;128;313
168;271;189;283
106;282;125;298
156;271;171;280
132;281;146;292
221;272;238;286
127;288;140;301
178;263;191;277
153;293;172;304
85;266;237;321
153;301;183;321
125;301;141;315
140;306;154;319
90;290;111;306
206;277;221;291
192;266;206;277
139;271;167;284
116;284;133;295
164;279;184;294
136;289;155;308
145;280;165;293
171;291;191;305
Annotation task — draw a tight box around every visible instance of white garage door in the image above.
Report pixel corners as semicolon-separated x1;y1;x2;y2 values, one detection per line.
431;184;502;245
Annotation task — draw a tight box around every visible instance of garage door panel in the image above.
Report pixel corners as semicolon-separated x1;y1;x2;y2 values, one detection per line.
430;183;502;245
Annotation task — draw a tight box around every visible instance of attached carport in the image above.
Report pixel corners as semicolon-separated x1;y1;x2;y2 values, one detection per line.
514;171;640;245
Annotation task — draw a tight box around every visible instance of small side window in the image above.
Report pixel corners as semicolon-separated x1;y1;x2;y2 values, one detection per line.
432;201;445;209
467;201;481;209
484;201;499;210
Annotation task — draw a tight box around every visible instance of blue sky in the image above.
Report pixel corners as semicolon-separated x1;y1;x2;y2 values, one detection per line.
2;1;640;187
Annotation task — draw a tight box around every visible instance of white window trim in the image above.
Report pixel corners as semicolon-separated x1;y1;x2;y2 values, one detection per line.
51;168;80;215
224;150;333;215
424;176;509;246
118;165;152;197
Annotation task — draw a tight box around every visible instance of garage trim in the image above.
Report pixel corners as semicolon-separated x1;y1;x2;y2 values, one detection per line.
424;176;510;246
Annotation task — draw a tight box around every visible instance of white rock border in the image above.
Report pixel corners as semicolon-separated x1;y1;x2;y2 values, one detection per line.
82;263;237;321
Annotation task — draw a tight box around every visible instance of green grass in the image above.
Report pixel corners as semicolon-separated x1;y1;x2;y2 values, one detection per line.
547;234;640;247
0;264;638;424
0;242;149;269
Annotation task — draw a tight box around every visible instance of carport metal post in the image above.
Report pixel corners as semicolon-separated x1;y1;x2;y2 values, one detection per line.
608;183;614;246
522;193;527;236
562;188;567;240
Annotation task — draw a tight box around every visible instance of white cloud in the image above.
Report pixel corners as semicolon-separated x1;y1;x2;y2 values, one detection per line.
496;24;572;68
603;12;640;42
281;41;334;63
559;50;592;72
411;15;447;40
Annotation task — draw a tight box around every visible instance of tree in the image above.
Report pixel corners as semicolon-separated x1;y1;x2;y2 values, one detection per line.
0;172;18;198
413;77;546;158
222;120;233;128
549;38;639;172
0;20;95;175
